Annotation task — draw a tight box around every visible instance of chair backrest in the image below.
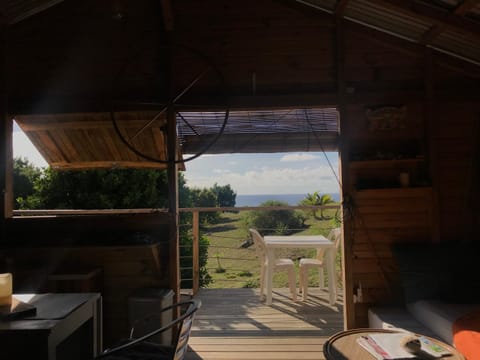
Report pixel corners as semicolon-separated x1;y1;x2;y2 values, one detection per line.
172;299;201;360
249;228;267;260
329;227;342;249
96;299;201;360
316;228;342;260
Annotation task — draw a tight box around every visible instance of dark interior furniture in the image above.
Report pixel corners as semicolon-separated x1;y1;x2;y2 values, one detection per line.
0;292;102;360
96;299;201;360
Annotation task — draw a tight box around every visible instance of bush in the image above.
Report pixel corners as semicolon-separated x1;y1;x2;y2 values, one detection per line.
242;200;306;235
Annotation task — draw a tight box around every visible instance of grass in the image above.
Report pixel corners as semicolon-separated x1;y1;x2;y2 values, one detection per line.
200;207;343;289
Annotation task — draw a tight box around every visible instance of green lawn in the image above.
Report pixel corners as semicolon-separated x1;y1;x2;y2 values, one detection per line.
200;207;342;289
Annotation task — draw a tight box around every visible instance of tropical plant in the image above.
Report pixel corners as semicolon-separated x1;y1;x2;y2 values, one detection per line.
299;192;335;220
211;183;236;207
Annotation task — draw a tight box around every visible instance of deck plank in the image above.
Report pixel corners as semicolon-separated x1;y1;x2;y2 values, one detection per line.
186;288;344;360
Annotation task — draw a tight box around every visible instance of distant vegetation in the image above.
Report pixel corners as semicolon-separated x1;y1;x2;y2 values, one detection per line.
242;200;306;235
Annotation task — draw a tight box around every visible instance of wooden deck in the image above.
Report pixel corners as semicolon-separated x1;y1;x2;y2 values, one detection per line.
186;288;344;360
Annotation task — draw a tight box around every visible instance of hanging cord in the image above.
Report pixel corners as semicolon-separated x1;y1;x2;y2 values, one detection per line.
305;112;393;298
304;110;342;193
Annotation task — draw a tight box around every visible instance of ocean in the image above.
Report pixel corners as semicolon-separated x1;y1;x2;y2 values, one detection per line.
235;193;340;207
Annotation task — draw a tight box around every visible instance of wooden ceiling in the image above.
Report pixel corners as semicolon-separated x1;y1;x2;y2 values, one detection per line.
3;0;480;169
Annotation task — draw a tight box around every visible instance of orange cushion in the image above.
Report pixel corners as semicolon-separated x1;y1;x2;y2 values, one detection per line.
453;309;480;360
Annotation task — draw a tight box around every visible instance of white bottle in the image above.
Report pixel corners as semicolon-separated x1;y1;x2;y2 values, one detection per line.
357;281;363;303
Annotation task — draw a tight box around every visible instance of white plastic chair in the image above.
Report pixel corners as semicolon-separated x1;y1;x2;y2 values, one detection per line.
299;228;341;301
249;228;297;302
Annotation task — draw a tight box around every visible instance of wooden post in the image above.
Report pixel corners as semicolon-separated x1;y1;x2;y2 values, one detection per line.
0;18;13;241
424;48;440;242
167;104;180;303
192;211;200;294
335;15;354;330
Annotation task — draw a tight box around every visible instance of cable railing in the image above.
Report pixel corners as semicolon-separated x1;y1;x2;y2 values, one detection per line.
178;204;341;293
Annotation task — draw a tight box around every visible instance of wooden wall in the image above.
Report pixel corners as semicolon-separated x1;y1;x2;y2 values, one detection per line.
432;102;480;242
342;94;480;327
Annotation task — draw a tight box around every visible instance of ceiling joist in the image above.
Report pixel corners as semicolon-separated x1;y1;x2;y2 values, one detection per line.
160;0;174;32
368;0;480;38
6;0;64;24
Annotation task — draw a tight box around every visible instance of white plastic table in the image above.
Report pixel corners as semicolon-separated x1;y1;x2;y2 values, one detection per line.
263;235;337;305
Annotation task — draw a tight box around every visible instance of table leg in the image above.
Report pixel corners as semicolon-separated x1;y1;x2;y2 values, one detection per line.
93;295;103;355
326;249;336;305
266;249;274;305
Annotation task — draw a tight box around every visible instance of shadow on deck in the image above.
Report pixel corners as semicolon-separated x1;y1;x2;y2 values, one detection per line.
186;287;344;360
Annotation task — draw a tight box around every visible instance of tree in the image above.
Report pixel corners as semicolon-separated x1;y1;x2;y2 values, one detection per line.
188;187;220;224
212;183;236;207
242;200;306;235
299;192;334;219
13;157;42;209
22;168;171;209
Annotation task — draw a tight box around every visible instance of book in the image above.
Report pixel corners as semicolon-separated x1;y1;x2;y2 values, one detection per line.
356;333;451;360
0;296;37;320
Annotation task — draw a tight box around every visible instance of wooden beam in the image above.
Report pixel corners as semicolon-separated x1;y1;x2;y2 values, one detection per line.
421;24;444;44
8;0;64;24
15;117;167;132
160;0;174;32
344;19;480;76
335;0;350;16
0;21;12;242
424;48;440;243
167;103;180;302
454;0;480;15
368;0;480;38
334;16;354;330
49;161;169;170
421;0;480;44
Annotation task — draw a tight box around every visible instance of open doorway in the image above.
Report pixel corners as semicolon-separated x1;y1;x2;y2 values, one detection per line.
178;107;345;359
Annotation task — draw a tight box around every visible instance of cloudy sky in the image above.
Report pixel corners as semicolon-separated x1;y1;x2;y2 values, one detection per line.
13;123;49;168
13;123;340;195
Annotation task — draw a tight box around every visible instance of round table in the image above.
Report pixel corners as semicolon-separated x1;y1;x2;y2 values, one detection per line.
323;328;465;360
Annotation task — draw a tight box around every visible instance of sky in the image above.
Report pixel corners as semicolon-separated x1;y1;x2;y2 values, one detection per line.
13;123;340;195
13;123;49;168
182;152;339;195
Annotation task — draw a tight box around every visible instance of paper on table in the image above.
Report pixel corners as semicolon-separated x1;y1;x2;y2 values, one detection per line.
356;336;394;360
0;296;37;320
366;333;450;359
357;334;415;359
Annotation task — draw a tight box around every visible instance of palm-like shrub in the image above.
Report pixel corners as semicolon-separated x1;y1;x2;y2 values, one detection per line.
299;192;334;219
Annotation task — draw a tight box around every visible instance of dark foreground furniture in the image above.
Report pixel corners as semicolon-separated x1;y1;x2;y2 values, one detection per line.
95;299;201;360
